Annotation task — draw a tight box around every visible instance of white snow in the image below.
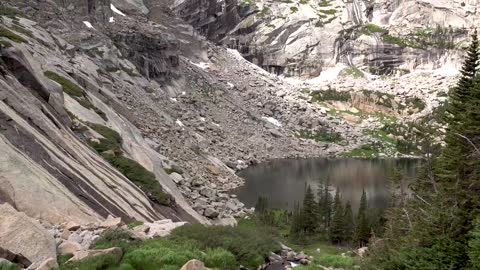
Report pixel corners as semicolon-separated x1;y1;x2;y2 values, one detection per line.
170;98;178;102
181;91;186;96
175;119;184;127
306;63;347;84
290;262;300;268
110;4;126;16
190;61;210;70
227;82;234;88
262;116;282;127
212;122;220;127
109;17;114;23
199;117;206;122
434;63;459;76
82;21;94;29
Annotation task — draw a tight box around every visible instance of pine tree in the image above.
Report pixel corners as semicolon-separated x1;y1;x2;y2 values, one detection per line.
290;201;302;236
355;189;370;246
320;179;333;229
343;201;354;243
330;188;345;243
302;185;318;234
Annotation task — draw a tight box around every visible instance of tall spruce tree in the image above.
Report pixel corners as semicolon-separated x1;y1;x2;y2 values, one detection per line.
302;185;318;234
320;179;333;229
343;201;354;243
290;201;303;236
355;189;370;246
330;188;345;243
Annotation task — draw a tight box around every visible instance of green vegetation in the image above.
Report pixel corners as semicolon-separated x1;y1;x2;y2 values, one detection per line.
361;24;388;35
44;71;85;97
0;7;23;18
299;0;309;4
10;25;33;38
342;143;383;158
171;224;280;268
344;66;365;79
257;7;270;17
310;88;350;103
239;0;256;7
59;254;119;270
296;128;343;143
319;9;337;15
0;263;19;270
365;30;480;270
0;40;12;48
87;123;171;205
0;26;27;43
361;89;395;109
290;6;298;13
127;220;144;229
317;255;354;269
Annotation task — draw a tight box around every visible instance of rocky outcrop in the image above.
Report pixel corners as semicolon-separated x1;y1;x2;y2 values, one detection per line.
172;0;476;77
0;203;56;266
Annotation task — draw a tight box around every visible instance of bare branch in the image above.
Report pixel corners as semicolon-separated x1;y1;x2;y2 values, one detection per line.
455;133;480;156
403;208;413;230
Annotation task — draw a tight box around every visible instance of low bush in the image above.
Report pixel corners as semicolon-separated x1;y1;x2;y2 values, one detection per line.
94;228;137;250
44;71;85;97
317;254;354;268
310;89;350;103
10;25;33;38
88;123;123;154
297;128;343;143
171;224;280;268
0;7;23;18
0;262;19;270
204;248;237;269
103;155;171;205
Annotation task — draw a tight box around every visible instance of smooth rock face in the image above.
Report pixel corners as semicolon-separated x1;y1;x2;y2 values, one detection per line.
67;247;123;263
0;204;56;265
57;241;82;256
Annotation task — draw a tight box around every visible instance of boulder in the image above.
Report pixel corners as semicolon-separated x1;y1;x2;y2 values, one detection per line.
57;241;82;256
67;247;123;263
100;215;123;228
203;208;219;218
200;187;216;198
0;247;31;268
212;217;237;227
65;221;81;231
170;172;184;184
145;220;187;238
0;203;56;265
268;252;282;263
36;257;58;270
180;259;208;270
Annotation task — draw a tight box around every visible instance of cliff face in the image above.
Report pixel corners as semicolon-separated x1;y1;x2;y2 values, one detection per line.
171;0;478;78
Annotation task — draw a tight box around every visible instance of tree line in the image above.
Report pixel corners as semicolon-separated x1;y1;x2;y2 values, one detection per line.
255;182;385;247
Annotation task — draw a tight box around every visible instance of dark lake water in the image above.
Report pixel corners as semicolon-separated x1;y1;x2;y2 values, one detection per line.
235;158;421;212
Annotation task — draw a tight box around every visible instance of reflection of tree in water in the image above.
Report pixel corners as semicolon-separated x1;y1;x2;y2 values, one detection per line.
236;158;420;212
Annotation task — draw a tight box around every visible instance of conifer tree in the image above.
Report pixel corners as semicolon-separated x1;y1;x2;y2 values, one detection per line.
302;185;318;234
343;201;354;243
330;188;345;243
320;179;333;229
355;189;370;246
290;201;302;236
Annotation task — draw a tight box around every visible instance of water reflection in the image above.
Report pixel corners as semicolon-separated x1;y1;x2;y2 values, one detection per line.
235;158;420;211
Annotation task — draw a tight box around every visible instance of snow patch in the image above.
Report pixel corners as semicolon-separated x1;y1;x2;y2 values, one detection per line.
306;63;347;84
199;117;206;122
82;21;94;29
170;98;178;102
175;119;184;127
262;116;282;127
434;63;459;76
190;61;210;70
227;82;234;88
212;122;220;127
110;4;126;16
109;17;114;23
181;91;186;96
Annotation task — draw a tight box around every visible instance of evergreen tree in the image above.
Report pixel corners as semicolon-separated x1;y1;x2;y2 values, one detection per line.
355;189;370;246
302;185;318;234
319;179;333;229
255;196;269;214
290;201;303;236
330;188;345;243
343;201;354;243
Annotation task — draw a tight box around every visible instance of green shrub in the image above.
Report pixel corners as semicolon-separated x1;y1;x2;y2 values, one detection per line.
171;224;280;268
310;89;350;103
320;9;336;15
290;7;298;13
345;66;365;79
44;71;85;97
204;248;237;269
297;129;343;143
0;262;19;270
127;220;144;229
317;254;354;268
87;123;122;153
104;155;171;205
0;27;27;43
94;228;136;250
59;254;119;270
0;40;12;48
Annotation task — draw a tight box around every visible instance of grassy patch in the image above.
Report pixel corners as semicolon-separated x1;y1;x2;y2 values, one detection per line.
361;89;396;109
296;128;343;143
0;26;27;43
59;254;120;270
88;123;123;153
319;9;336;15
0;40;13;48
171;224;280;268
342;143;383;158
257;7;270;17
0;262;19;270
164;167;183;175
317;254;355;269
310;89;350;103
345;66;364;79
290;6;298;13
77;98;108;121
127;220;144;229
44;71;85;97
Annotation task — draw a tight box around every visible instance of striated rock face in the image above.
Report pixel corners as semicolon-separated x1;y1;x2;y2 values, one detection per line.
171;0;478;77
